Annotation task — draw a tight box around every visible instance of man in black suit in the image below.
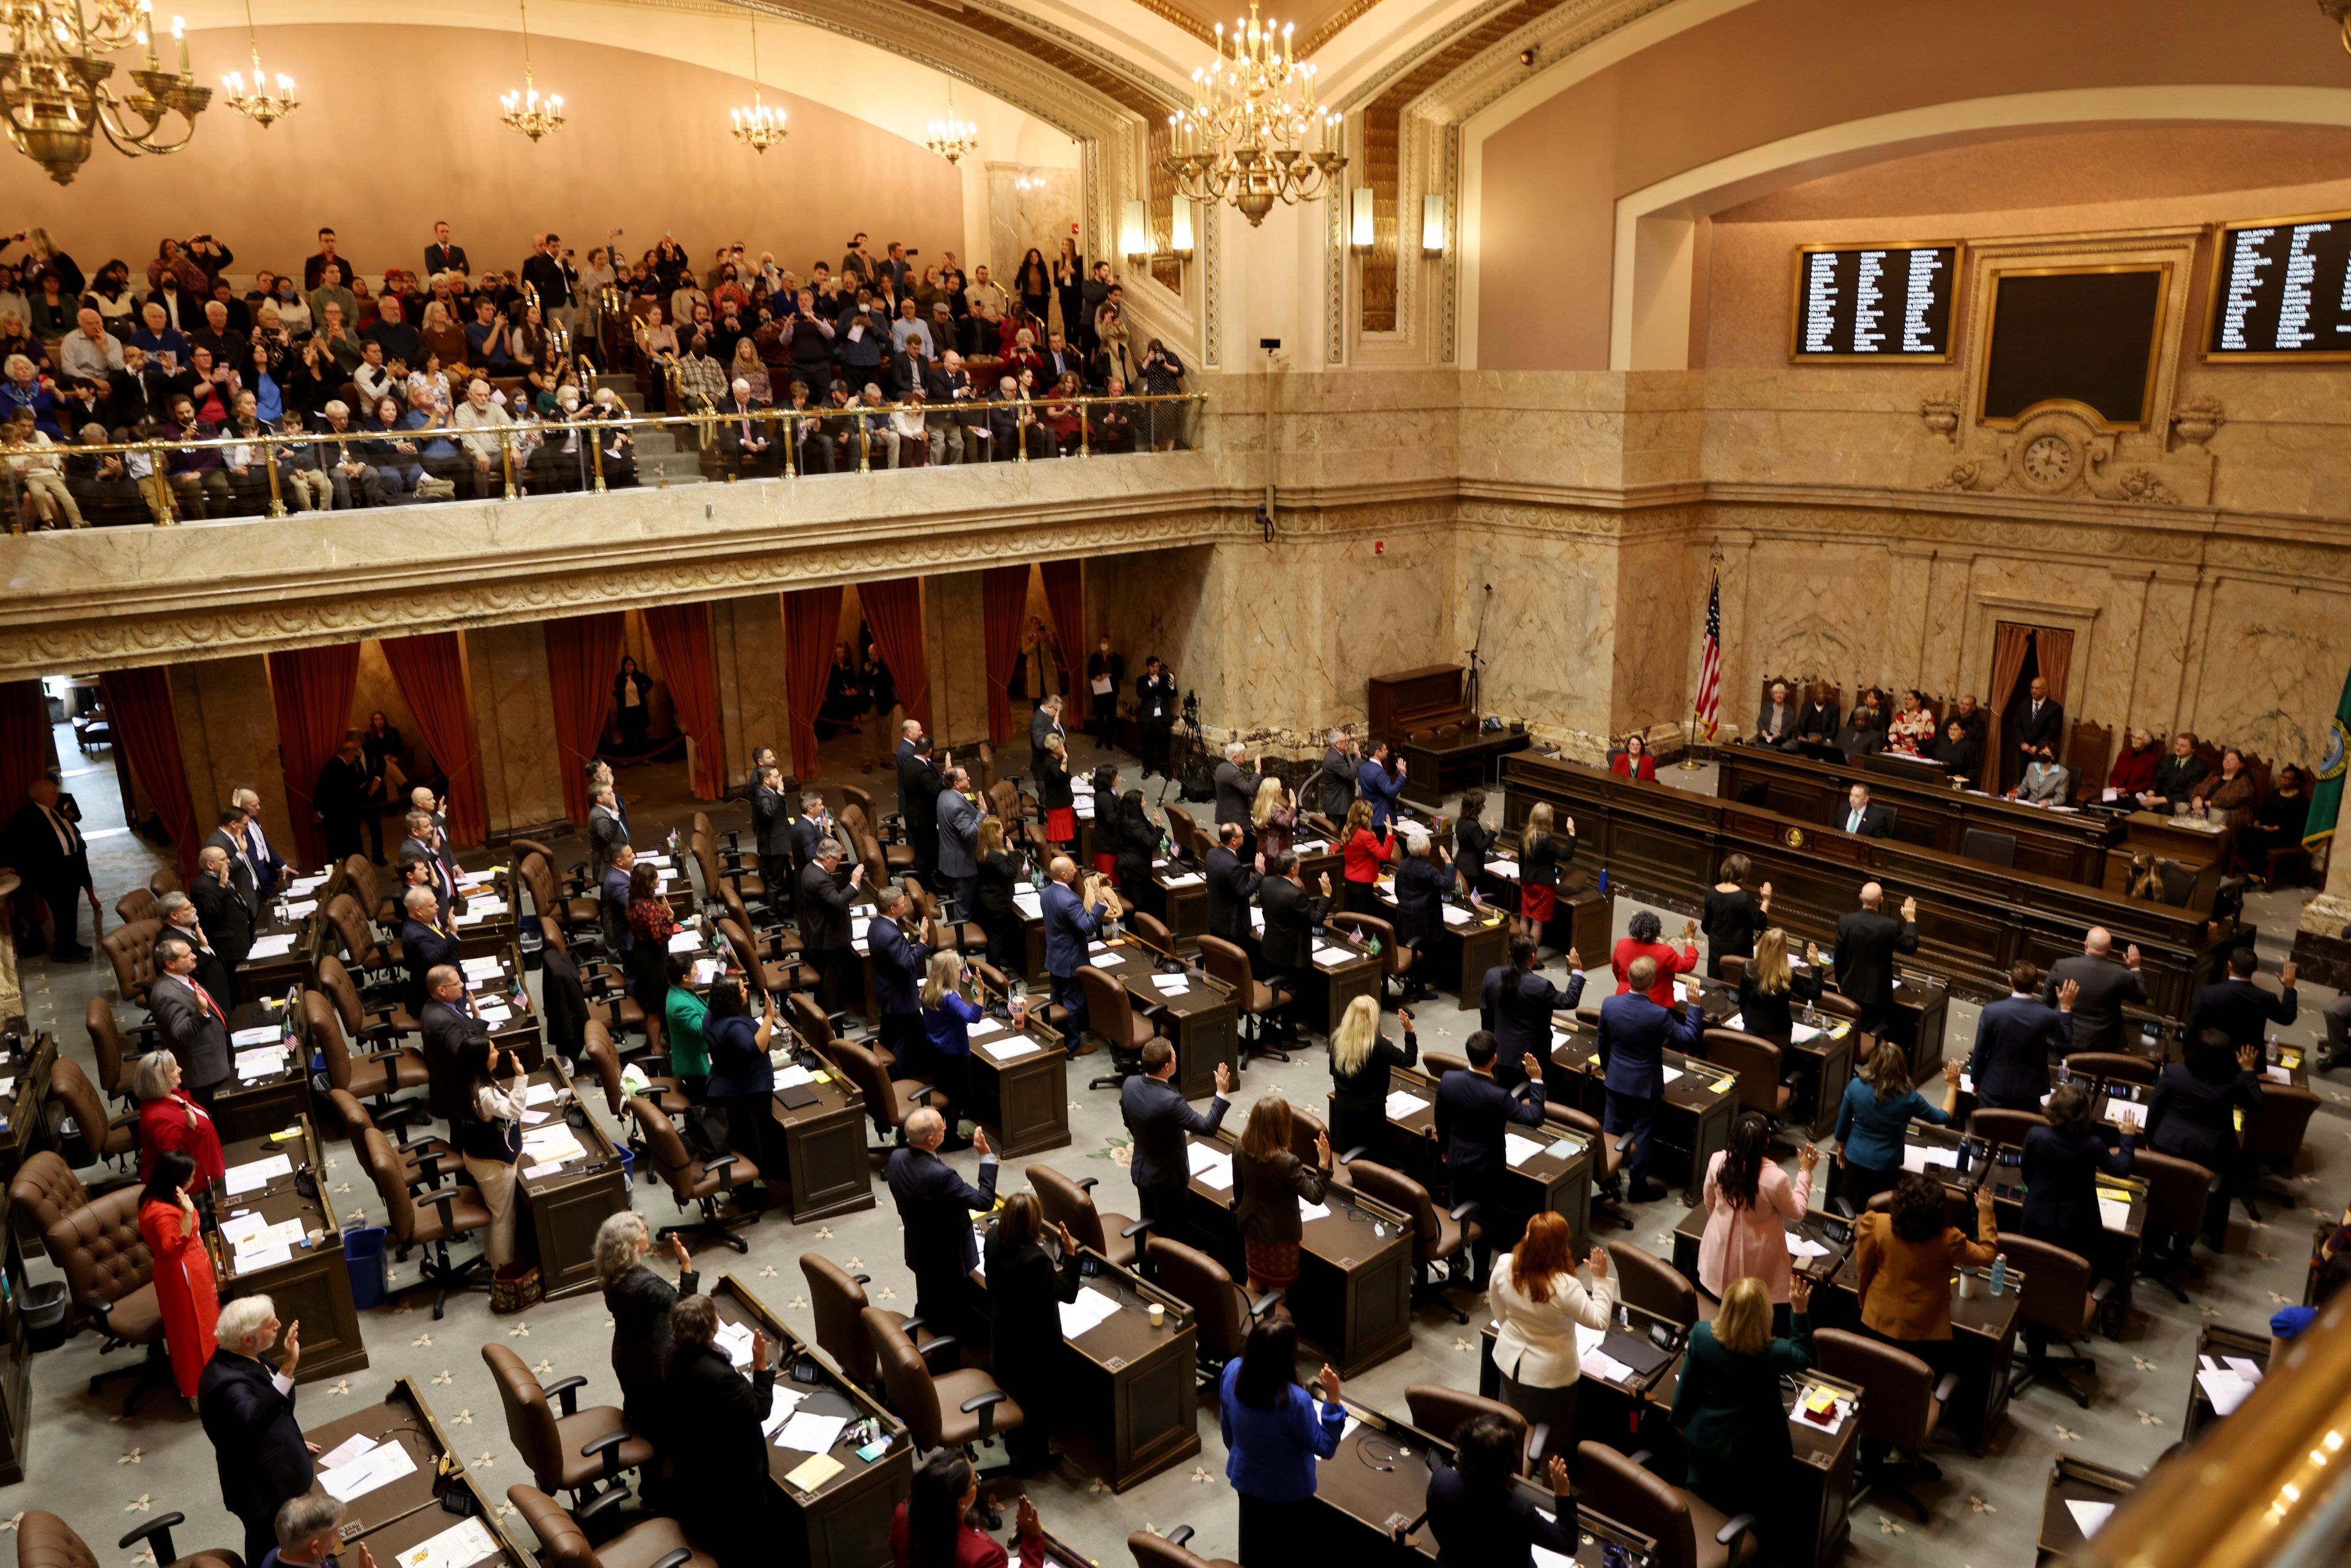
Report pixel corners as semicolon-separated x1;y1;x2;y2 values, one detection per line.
1257;852;1333;996
1752;681;1793;748
1084;636;1125;747
1967;961;2080;1111
190;847;257;972
868;885;936;1073
423;222;468;279
792;791;836;870
1480;936;1586;1091
1434;1029;1547;1280
418;964;486;1124
885;1109;997;1338
1213;741;1259;845
587;785;629;884
1832;881;1918;1036
1204;822;1261;945
2012;675;2064;774
751;763;795;898
714;378;774;478
198;1295;316;1568
893;732;942;885
149;934;232;1106
1136;657;1178;778
399;885;461;1018
4;772;98;960
1120;1044;1231;1231
160;892;236;1012
2042;928;2147;1055
398;852;454;929
2185;947;2297;1050
1783;686;1839;753
796;838;860;1013
312;733;380;866
1834;782;1892;839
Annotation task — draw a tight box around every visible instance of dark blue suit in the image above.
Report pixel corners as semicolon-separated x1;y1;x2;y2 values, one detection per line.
1121;1073;1229;1223
1595;992;1701;1184
791;813;831;868
885;1146;999;1332
198;1350;312;1568
1434;1066;1545;1269
1042;878;1107;1034
1967;994;2075;1111
1358;758;1403;829
2185;976;2297;1051
868;912;932;1063
399;916;461;1017
600;863;633;964
1480;965;1585;1092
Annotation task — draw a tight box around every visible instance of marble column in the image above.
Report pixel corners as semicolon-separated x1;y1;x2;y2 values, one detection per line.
170;654;294;859
466;622;568;839
2294;841;2351;987
713;594;791;790
924;573;989;749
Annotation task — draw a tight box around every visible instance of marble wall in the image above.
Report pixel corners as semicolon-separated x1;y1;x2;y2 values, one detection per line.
466;623;569;838
986;164;1082;285
169;656;294;859
923;573;991;749
712;595;792;791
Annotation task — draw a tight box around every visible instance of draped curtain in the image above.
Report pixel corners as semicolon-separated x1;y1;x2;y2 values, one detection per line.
0;681;48;830
645;604;728;800
981;565;1029;744
1987;623;2075;793
783;587;843;781
267;643;362;867
100;667;202;885
545;612;626;822
1040;560;1086;678
381;632;489;847
858;578;930;731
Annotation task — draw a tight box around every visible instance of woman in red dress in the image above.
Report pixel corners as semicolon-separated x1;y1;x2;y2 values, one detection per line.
1610;734;1659;781
137;1149;219;1400
1340;800;1395;917
134;1052;226;1193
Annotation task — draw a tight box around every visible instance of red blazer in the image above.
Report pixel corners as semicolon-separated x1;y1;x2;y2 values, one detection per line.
1611;752;1657;781
2107;746;2158;795
888;1502;1046;1568
1613;935;1699;1004
1344;827;1396;885
138;1091;227;1191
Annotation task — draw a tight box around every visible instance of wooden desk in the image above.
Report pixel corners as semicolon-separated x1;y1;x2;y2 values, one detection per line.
2037;1454;2139;1561
1502;752;2233;1023
1183;1131;1413;1377
220;1000;319;1142
303;1378;535;1568
449;863;524;958
962;1010;1071;1159
1307;1403;1449;1561
710;1273;913;1568
2181;1323;2271;1441
1775;1373;1862;1568
1398;729;1532;812
1382;1064;1592;1250
0;1030;56;1202
1475;1316;1681;1456
1371;879;1509;1011
1106;943;1237;1101
456;948;547;1069
1695;980;1856;1139
1547;1027;1739;1206
1473;858;1614;964
236;910;317;1000
2112;811;2228;905
1152;865;1209;948
216;1118;367;1381
1668;1201;1853;1299
761;1063;879;1222
512;1063;629;1300
1820;1247;2019;1450
1291;927;1382;1038
1899;1120;2146;1326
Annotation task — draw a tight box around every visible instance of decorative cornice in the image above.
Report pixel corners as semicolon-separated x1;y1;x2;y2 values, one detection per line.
1295;0;1384;59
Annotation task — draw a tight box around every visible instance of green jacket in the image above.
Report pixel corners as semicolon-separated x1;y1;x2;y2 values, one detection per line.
1670;1314;1812;1486
665;986;710;1078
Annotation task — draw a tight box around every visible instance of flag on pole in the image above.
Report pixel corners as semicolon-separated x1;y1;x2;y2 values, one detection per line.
1695;566;1722;740
2307;661;2351;850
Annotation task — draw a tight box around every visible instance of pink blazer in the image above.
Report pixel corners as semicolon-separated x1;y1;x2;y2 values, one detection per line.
1695;1151;1812;1304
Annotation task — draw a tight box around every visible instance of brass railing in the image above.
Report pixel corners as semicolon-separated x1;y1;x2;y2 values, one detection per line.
0;389;1209;530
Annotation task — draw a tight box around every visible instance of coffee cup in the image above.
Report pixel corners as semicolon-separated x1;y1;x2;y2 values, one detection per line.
1148;1302;1165;1329
1957;1268;1980;1300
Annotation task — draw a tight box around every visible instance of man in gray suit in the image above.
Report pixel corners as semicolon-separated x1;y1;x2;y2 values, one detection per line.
2041;926;2147;1056
149;933;232;1107
587;785;629;884
1318;729;1359;820
936;768;981;918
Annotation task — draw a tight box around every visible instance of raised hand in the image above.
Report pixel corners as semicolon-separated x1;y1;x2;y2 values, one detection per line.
1565;947;1582;971
1057;1221;1078;1254
1587;1246;1611;1278
1314;1130;1332;1169
282;1321;302;1376
1799;1144;1819;1172
973;1127;992;1158
1790;1275;1813;1314
670;1234;692;1272
2238;1043;2262;1072
1318;1363;1342;1403
751;1329;770;1368
1545;1452;1572;1496
1521;1052;1543;1082
2281;962;2298;988
1213;1062;1232;1095
2057;978;2080;1011
1943;1060;1963;1086
1015;1496;1041;1540
1900;896;1918;921
2124;943;2142;970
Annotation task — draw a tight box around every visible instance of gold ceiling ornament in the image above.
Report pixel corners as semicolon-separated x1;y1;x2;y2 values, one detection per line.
220;0;293;129
1161;1;1343;227
925;81;976;164
729;10;784;152
498;0;563;143
2324;0;2351;53
0;0;212;186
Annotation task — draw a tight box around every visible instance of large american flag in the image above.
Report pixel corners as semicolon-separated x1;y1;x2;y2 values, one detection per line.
1695;566;1722;739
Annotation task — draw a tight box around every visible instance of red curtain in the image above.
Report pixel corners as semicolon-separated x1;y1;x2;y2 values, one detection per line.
859;578;930;731
267;644;362;868
2038;629;2075;719
101;667;203;885
0;681;48;829
783;587;843;780
381;632;489;848
546;612;626;822
645;603;728;800
982;565;1029;744
1985;623;2033;793
1041;560;1086;681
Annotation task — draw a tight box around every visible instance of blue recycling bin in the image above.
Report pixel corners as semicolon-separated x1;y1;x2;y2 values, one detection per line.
342;1225;389;1309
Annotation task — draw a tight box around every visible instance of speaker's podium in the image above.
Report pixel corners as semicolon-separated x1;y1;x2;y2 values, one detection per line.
1367;664;1528;810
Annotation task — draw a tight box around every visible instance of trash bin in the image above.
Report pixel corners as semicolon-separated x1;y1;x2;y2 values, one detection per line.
20;1281;68;1351
615;1149;635;1185
343;1225;390;1310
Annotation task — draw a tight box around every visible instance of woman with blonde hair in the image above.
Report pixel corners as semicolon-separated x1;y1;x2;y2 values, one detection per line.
1251;774;1297;865
1325;994;1418;1164
1488;1211;1616;1449
1340;798;1393;917
1516;800;1575;954
919;947;981;1123
1737;926;1796;1046
1232;1095;1330;1291
728;336;770;404
1670;1274;1815;1561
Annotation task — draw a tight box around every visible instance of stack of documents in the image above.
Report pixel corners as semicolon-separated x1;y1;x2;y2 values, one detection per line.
1187;1142;1234;1191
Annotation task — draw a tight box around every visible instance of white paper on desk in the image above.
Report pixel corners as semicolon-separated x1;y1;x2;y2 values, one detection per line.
1574;1324;1606;1359
519;1161;566;1182
777;1065;816;1089
290;872;332;895
1790;1398;1851;1438
395;1517;499;1568
1784;1231;1831;1259
1164;872;1204;888
2224;1356;2266;1384
775;1411;848;1454
988;1039;1043;1062
454;910;489;928
1532;1544;1575;1568
967;1016;1008;1041
1791;1022;1828;1046
236;1048;285;1082
1012;893;1042;915
714;1318;756;1368
521;1109;551;1127
231;1025;282;1048
1504;1134;1547;1169
223;1153;293;1196
320;1438;416;1501
461;956;501;978
476;1004;512;1025
1191;1154;1234;1191
1089;940;1112;955
1901;1145;1959;1175
639;853;672;868
1659;1065;1684;1085
1298;1199;1332;1222
1149;973;1189;994
1441;904;1472;928
1385;1090;1429;1120
524;1081;560;1106
2197;1368;2255;1416
2096;1194;2133;1232
1057;1287;1123;1339
1311;946;1346;969
467;899;509;917
1249;908;1265;932
761;1384;809;1438
0;1076;13;1099
247;933;298;959
2265;1065;2292;1084
283;899;320;919
1581;1348;1635;1383
458;871;494;888
264;1217;307;1248
2065;1501;2115;1539
220;1211;271;1247
316;1433;379;1470
667;930;702;955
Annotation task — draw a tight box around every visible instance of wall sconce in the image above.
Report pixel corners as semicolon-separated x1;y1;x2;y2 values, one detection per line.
1422;193;1446;257
1349;187;1375;252
1169;198;1194;261
1120;199;1150;260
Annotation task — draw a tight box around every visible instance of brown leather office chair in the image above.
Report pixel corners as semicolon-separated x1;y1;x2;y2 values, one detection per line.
329;1087;458;1190
103;918;163;1008
716;917;802;999
506;1484;716;1568
786;992;838;1057
148;866;182;898
1027;1163;1150;1270
1327;911;1414;1007
865;1305;1021;1455
305;989;431;1119
1406;1384;1533;1469
2062;1052;2157;1089
2132;1148;2213;1300
1717;954;1747;987
718;879;806;961
628;1098;757;1252
1703;1029;1790;1127
1576;1441;1760;1568
800;1254;937;1392
51;1057;137;1169
1340;1157;1479;1321
1809;990;1874;1064
1130;910;1176;956
1969;1107;2047;1150
2242;1083;2322;1202
482;1343;653;1510
113;888;160;928
318;951;419;1038
345;855;391;928
1607;1240;1698;1340
1422;1050;1470;1080
364;1127;491;1317
1144;1236;1276;1393
1196;936;1290;1063
1813;1328;1957;1522
2001;1233;2108;1408
831;1038;937;1150
18;1507;242;1568
1544;1101;1636;1230
45;1183;171;1412
10;1152;96;1256
326;891;393;978
904;875;984;954
1079;965;1163;1092
85;994;154;1109
1126;1529;1239;1568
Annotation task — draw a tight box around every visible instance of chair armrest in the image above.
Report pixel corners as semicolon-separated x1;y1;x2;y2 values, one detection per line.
916;1333;961;1363
356;1022;407;1043
645;1552;693;1568
906;1084;937;1104
575;1487;632;1529
1166;1528;1195;1549
1614;1131;1637;1154
1932;1372;1961;1405
1715;1513;1759;1553
1119;1218;1155;1240
895;1315;925;1334
958;1387;1008;1439
1449;1200;1482;1224
1248;1289;1283;1319
78;1294;118;1334
118;1515;185;1559
2090;1279;2115;1305
1339;1145;1370;1165
415;1184;465;1228
1627;1449;1655;1468
544;1373;588;1416
359;1044;410;1064
578;1428;632;1478
702;1153;738;1180
1076;1176;1099;1191
917;1335;962;1373
1830;1197;1856;1220
853;1274;872;1286
1528;1422;1552;1464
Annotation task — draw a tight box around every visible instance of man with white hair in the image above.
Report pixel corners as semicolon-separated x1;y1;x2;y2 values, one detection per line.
1213;740;1260;846
716;375;771;478
199;1294;316;1568
1319;726;1361;819
228;787;290;893
59;307;122;385
451;377;511;497
268;1491;374;1568
317;399;389;509
884;1108;994;1337
400;883;460;1017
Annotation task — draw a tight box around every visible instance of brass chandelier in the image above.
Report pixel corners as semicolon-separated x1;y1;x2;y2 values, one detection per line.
1161;1;1343;226
499;0;563;143
925;81;975;164
729;12;784;152
0;0;211;186
220;0;293;129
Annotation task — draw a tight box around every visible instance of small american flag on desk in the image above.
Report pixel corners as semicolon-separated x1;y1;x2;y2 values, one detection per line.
1694;565;1722;739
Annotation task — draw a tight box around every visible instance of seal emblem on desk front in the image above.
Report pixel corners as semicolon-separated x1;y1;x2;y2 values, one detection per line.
1783;826;1807;849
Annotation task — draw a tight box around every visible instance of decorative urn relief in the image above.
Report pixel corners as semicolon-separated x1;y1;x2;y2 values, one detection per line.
1915;404;2207;506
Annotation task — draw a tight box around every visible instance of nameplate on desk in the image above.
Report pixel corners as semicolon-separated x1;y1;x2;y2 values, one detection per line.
232;1024;283;1048
460;957;502;978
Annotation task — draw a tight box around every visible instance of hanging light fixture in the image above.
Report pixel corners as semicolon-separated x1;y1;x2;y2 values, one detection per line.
220;0;293;128
498;0;563;143
925;81;976;165
728;11;784;152
1161;1;1344;227
0;0;212;186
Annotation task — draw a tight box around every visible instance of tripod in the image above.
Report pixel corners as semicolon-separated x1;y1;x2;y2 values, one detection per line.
1156;693;1207;813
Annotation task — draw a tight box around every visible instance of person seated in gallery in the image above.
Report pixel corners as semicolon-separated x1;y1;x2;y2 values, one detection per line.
1782;681;1839;753
1886;690;1937;757
1834;692;1887;761
2136;731;2207;813
1929;718;1981;784
2102;727;2160;806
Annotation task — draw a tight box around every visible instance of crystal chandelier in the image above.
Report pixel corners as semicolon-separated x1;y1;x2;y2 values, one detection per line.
220;0;292;129
1162;1;1343;226
729;12;783;152
498;0;563;143
925;83;976;165
0;0;211;186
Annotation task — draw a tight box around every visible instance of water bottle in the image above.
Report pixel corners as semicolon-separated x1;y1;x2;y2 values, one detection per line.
1597;868;1608;894
1803;999;1818;1029
1987;1251;2008;1296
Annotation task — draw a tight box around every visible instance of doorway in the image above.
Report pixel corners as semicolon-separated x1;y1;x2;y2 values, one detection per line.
1988;622;2074;793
